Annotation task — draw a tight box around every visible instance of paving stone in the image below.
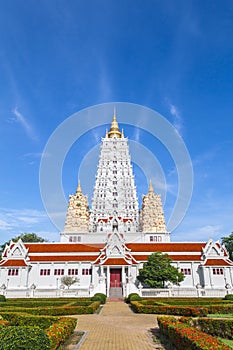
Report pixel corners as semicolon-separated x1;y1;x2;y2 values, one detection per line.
74;301;159;350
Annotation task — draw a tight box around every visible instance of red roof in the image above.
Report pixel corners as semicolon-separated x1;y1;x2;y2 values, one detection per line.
204;259;233;266
24;243;104;253
29;255;98;262
102;258;130;265
132;254;201;262
0;259;28;267
127;243;205;253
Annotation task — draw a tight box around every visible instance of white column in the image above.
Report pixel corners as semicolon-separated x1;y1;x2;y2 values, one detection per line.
107;266;110;297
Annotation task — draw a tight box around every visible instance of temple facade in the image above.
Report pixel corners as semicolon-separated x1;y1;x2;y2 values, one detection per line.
0;113;232;298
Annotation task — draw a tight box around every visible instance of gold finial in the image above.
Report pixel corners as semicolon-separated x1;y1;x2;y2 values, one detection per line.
108;108;122;138
76;180;82;193
148;180;154;193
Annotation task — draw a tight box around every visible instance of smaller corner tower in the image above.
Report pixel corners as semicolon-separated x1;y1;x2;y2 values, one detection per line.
64;181;89;233
140;180;168;239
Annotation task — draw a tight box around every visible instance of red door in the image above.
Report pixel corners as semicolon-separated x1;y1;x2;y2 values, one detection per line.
110;268;121;287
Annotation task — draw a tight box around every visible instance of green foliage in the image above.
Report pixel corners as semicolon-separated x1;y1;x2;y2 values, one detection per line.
0;301;100;315
46;317;77;350
0;295;6;302
224;294;233;300
137;252;184;288
130;301;207;316
0;326;50;350
158;316;231;350
1;312;60;329
0;232;47;256
193;317;233;340
61;276;79;289
125;293;141;303
221;232;233;261
91;293;107;304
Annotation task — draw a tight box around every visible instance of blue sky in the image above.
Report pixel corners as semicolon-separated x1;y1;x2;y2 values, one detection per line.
0;1;232;244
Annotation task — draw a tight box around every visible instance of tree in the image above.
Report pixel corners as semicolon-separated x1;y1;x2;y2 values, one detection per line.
221;232;233;261
0;233;47;257
137;252;184;288
61;276;79;289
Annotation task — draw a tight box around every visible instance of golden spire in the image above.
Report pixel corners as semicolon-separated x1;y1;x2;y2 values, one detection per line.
76;180;82;193
148;180;154;193
108;108;122;138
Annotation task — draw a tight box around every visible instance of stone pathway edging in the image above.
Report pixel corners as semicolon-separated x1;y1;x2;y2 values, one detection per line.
74;301;160;350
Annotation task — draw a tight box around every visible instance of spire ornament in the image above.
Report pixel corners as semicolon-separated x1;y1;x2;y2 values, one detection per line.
108;109;122;138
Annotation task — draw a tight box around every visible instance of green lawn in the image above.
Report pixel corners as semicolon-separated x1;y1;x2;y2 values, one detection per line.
219;338;233;348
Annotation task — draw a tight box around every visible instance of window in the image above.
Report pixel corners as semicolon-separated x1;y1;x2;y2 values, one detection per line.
8;269;19;276
68;269;79;275
69;236;81;242
113;170;117;174
181;268;191;275
213;268;224;275
149;236;162;242
54;269;64;276
82;268;92;275
113;181;117;185
40;269;50;276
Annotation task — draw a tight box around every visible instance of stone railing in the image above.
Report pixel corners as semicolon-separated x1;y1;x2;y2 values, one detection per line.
141;287;230;298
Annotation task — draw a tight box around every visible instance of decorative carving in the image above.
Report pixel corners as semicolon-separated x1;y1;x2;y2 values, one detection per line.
64;182;89;233
141;180;167;233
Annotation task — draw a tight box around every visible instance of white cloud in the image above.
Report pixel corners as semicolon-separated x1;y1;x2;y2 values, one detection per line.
12;107;38;141
169;103;183;135
0;207;60;244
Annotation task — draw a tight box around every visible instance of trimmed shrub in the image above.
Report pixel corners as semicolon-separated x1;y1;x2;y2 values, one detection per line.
0;326;50;350
158;316;231;350
0;301;100;315
126;293;141;303
131;301;208;316
129;294;142;302
223;294;233;301
193;317;233;340
46;317;77;350
91;293;107;304
0;295;6;302
207;304;233;314
1;312;60;329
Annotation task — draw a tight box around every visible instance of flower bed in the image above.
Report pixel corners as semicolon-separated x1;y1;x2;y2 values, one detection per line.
46;317;77;350
158;316;231;350
0;312;78;349
193;317;233;340
131;301;208;316
0;300;100;315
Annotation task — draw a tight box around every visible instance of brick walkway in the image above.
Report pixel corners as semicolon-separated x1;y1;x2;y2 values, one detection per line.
75;301;159;350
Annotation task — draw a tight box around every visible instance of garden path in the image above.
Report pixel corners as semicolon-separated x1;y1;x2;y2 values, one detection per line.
73;300;163;350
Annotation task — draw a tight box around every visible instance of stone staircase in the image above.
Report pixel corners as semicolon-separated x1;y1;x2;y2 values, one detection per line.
109;287;123;298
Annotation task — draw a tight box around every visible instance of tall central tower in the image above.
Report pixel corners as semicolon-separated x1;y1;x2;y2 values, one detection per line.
89;111;139;233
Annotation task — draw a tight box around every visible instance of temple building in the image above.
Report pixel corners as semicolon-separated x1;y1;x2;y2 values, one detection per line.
0;113;233;298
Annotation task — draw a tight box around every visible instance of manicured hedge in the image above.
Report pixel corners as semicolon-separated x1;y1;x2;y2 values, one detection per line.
91;293;107;304
0;301;100;316
1;312;60;329
0;326;51;350
46;317;77;350
130;301;208;316
206;304;233;314
158;316;231;350
193;317;233;340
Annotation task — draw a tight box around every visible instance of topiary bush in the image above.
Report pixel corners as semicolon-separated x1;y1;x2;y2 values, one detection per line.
126;293;141;303
0;295;6;302
129;294;142;301
91;293;107;304
0;326;50;350
223;294;233;301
